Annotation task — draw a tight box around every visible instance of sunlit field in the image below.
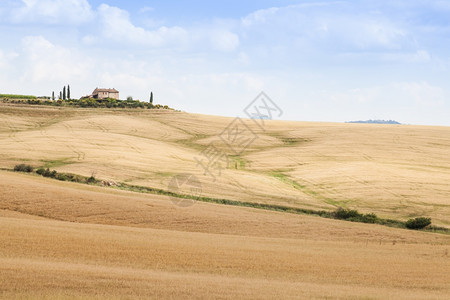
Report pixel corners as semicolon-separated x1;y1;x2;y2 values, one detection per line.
1;104;449;299
1;104;450;225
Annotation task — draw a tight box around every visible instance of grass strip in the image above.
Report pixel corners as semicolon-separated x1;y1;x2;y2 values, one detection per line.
8;166;450;234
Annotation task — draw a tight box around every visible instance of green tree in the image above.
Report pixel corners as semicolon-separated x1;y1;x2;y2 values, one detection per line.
67;85;70;100
52;91;55;101
63;86;66;100
150;92;153;104
59;91;62;100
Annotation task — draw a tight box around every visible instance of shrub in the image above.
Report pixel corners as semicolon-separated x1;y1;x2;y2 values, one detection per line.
55;173;69;181
333;207;360;220
38;168;56;178
406;217;431;230
348;213;378;224
333;207;380;224
71;174;84;183
13;164;34;173
87;175;97;184
360;213;378;223
36;167;86;183
43;168;51;177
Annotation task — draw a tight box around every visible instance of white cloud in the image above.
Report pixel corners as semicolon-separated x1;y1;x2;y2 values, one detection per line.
393;81;445;106
242;7;279;27
20;35;92;83
209;30;239;52
241;3;346;27
333;17;407;50
0;50;6;69
327;86;381;105
237;52;250;65
97;4;188;48
326;81;445;107
336;49;432;65
11;0;93;24
139;6;154;14
380;50;431;63
81;34;97;45
93;4;241;53
160;72;265;114
241;2;412;54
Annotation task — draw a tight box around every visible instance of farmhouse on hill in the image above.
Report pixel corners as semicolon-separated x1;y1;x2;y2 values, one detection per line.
83;88;119;100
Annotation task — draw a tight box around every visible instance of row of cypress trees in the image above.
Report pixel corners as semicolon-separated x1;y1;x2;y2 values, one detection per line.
52;85;70;101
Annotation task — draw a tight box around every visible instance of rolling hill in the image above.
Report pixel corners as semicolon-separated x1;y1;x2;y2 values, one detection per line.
0;103;449;299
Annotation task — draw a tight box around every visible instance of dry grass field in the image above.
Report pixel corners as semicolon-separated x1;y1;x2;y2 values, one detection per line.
1;104;449;225
0;103;449;299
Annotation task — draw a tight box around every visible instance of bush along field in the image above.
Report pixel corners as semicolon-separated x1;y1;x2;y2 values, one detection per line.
0;94;171;109
12;164;448;234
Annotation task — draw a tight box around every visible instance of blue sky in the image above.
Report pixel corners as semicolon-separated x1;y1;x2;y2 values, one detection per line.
0;0;449;125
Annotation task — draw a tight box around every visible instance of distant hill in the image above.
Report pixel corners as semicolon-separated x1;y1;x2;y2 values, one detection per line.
347;119;401;125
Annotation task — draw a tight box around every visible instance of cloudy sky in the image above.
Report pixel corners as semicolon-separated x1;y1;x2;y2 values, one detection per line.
0;0;449;125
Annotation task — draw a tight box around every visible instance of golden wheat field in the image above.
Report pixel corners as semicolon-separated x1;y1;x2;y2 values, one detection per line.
1;103;449;299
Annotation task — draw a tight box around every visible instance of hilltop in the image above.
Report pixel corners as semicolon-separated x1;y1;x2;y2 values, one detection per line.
347;119;401;125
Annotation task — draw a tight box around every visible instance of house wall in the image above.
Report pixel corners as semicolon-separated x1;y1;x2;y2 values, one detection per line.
91;89;120;100
108;92;119;100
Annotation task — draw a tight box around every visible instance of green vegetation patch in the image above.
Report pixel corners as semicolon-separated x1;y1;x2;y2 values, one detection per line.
229;155;249;170
36;167;98;184
40;158;75;168
333;207;380;224
406;217;432;229
269;171;306;190
13;164;34;173
0;94;37;100
1;95;172;110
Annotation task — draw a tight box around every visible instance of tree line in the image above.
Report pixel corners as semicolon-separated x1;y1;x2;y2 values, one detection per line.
52;85;70;101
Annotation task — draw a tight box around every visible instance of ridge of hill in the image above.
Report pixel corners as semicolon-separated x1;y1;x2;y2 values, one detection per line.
347;119;401;124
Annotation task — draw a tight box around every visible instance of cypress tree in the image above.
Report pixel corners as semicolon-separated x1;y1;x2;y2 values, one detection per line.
52;91;55;101
63;86;66;100
150;92;153;104
67;85;70;100
59;91;62;100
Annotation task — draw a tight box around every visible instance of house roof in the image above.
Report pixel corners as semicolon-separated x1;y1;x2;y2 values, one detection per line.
92;88;119;94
